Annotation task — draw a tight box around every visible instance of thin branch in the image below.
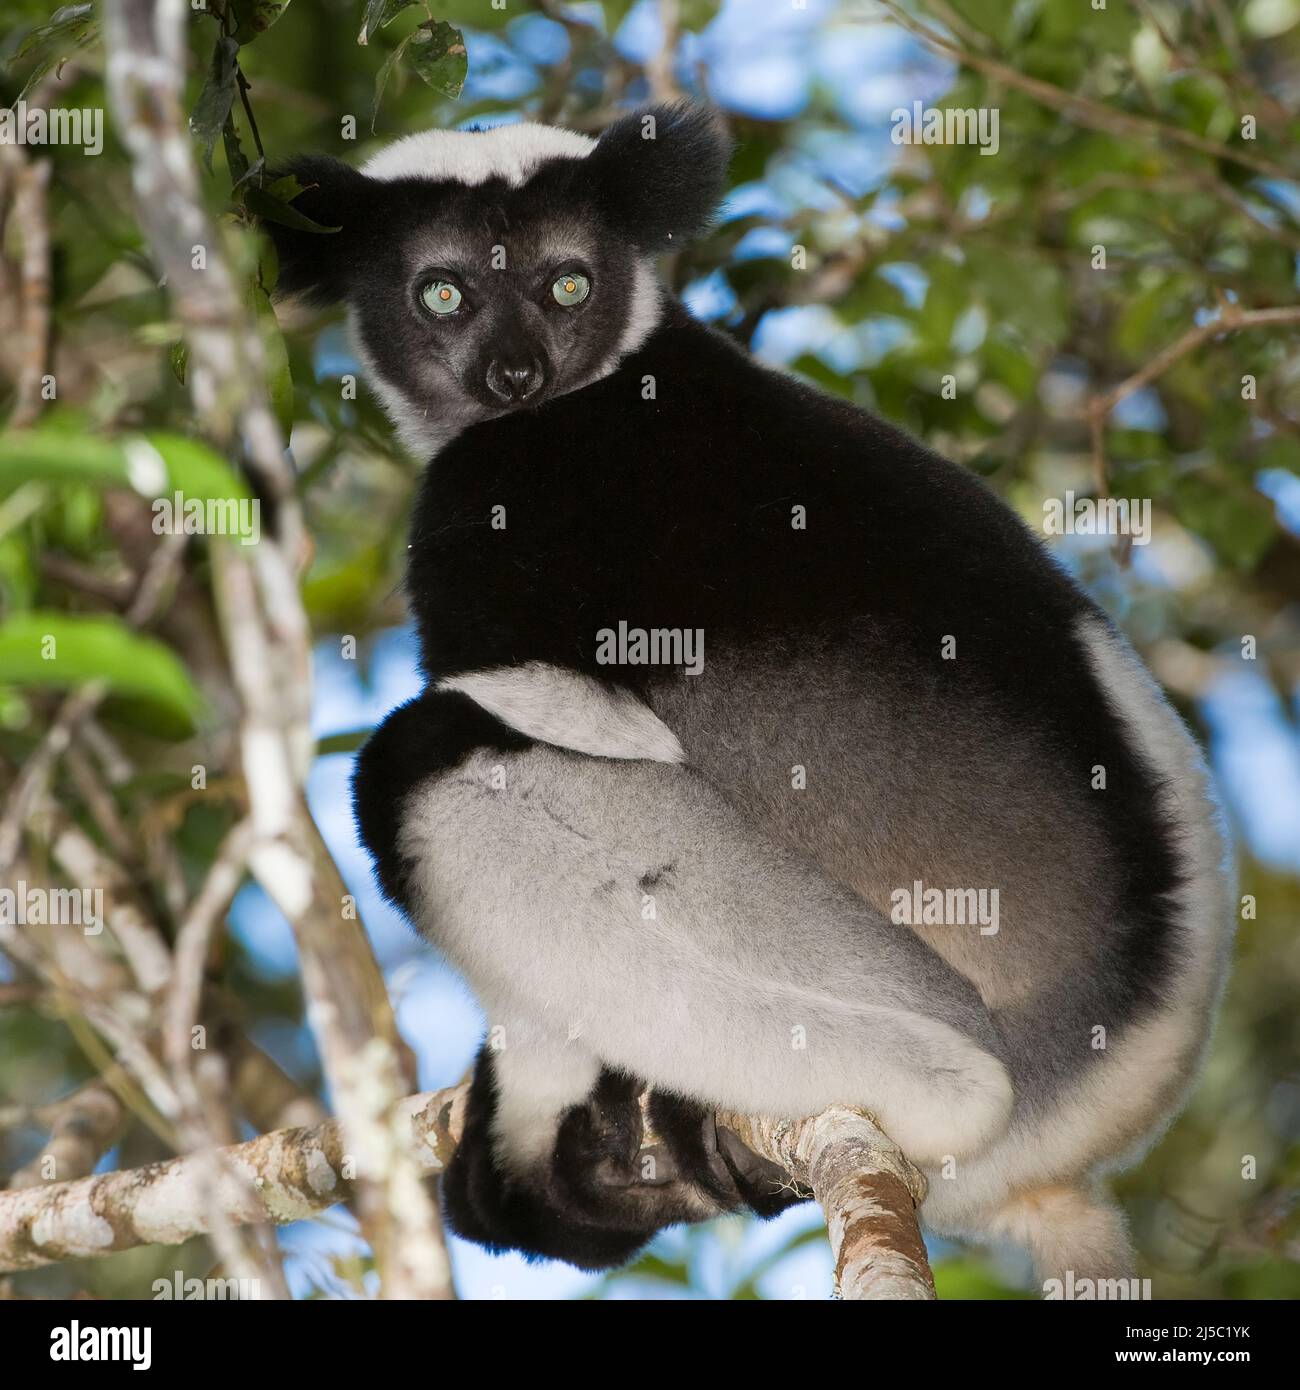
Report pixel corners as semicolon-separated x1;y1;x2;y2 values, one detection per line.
161;817;287;1298
1088;303;1300;495
5;1082;126;1191
7;158;53;428
0;1084;469;1274
0;531;187;877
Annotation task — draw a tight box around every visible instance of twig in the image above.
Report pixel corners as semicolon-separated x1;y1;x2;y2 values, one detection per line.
160;817;287;1297
645;0;682;102
1087;303;1300;495
5;1083;126;1191
0;1083;470;1273
8;159;52;428
0;531;187;877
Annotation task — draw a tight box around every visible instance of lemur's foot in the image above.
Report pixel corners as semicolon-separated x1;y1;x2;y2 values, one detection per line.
441;1047;810;1269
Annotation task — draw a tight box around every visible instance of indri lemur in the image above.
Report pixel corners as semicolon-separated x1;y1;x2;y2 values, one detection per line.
268;105;1233;1283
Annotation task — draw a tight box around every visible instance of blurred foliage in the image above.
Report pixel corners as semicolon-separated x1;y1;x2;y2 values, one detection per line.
1;0;1299;1299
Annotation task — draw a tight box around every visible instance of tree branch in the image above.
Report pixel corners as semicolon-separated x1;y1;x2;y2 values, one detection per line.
0;1088;934;1300
0;1084;468;1274
718;1108;934;1299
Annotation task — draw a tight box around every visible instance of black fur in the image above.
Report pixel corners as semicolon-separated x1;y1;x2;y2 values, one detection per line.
441;1048;803;1269
263;154;372;307
587;103;733;250
397;298;1183;1028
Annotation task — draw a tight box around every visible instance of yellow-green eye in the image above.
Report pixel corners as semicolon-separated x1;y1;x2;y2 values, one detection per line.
422;280;462;315
552;272;590;307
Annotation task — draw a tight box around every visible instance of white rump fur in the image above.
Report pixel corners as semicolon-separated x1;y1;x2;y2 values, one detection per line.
363;123;596;186
439;662;685;763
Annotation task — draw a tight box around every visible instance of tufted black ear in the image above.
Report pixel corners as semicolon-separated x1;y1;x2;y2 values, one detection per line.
261;155;377;306
587;103;732;252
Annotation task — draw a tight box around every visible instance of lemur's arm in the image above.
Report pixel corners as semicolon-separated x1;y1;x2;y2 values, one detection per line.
438;662;685;764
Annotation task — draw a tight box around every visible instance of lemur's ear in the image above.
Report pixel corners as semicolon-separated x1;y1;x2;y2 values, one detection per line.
262;155;375;306
588;103;731;252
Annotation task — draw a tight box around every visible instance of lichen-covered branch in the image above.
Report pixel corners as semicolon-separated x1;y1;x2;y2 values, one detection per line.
0;1086;931;1301
0;1084;469;1274
718;1106;935;1300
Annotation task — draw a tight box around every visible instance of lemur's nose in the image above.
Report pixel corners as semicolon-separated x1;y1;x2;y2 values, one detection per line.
487;359;542;403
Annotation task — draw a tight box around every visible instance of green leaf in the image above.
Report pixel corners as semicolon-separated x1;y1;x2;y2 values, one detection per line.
405;20;467;100
316;727;374;756
359;0;416;44
190;36;240;173
0;612;201;726
0;429;250;503
10;3;98;103
242;183;341;234
1174;475;1277;570
370;32;412;132
601;0;640;34
223;116;252;187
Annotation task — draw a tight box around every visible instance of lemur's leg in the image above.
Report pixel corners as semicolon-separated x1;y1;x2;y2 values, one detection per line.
356;684;1012;1264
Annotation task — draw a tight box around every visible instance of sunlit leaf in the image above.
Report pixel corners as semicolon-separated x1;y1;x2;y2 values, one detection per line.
0;429;250;503
231;0;292;45
405;20;467;100
0;612;202;725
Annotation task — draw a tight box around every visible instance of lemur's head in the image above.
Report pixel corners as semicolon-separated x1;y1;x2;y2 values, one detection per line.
267;103;730;455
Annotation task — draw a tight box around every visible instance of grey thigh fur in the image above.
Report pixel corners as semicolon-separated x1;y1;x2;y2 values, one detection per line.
398;743;1014;1167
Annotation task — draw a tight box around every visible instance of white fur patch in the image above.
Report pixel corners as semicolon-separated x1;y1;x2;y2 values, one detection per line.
615;260;663;362
363;123;596;187
439;662;686;763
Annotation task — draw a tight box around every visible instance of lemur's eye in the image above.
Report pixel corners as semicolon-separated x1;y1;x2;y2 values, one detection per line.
552;272;590;307
422;280;463;315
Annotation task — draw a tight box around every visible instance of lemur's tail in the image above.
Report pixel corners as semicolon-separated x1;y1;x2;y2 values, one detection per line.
990;1185;1136;1294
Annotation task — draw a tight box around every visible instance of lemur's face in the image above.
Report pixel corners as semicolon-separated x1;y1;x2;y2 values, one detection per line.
347;174;658;442
268;106;730;456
